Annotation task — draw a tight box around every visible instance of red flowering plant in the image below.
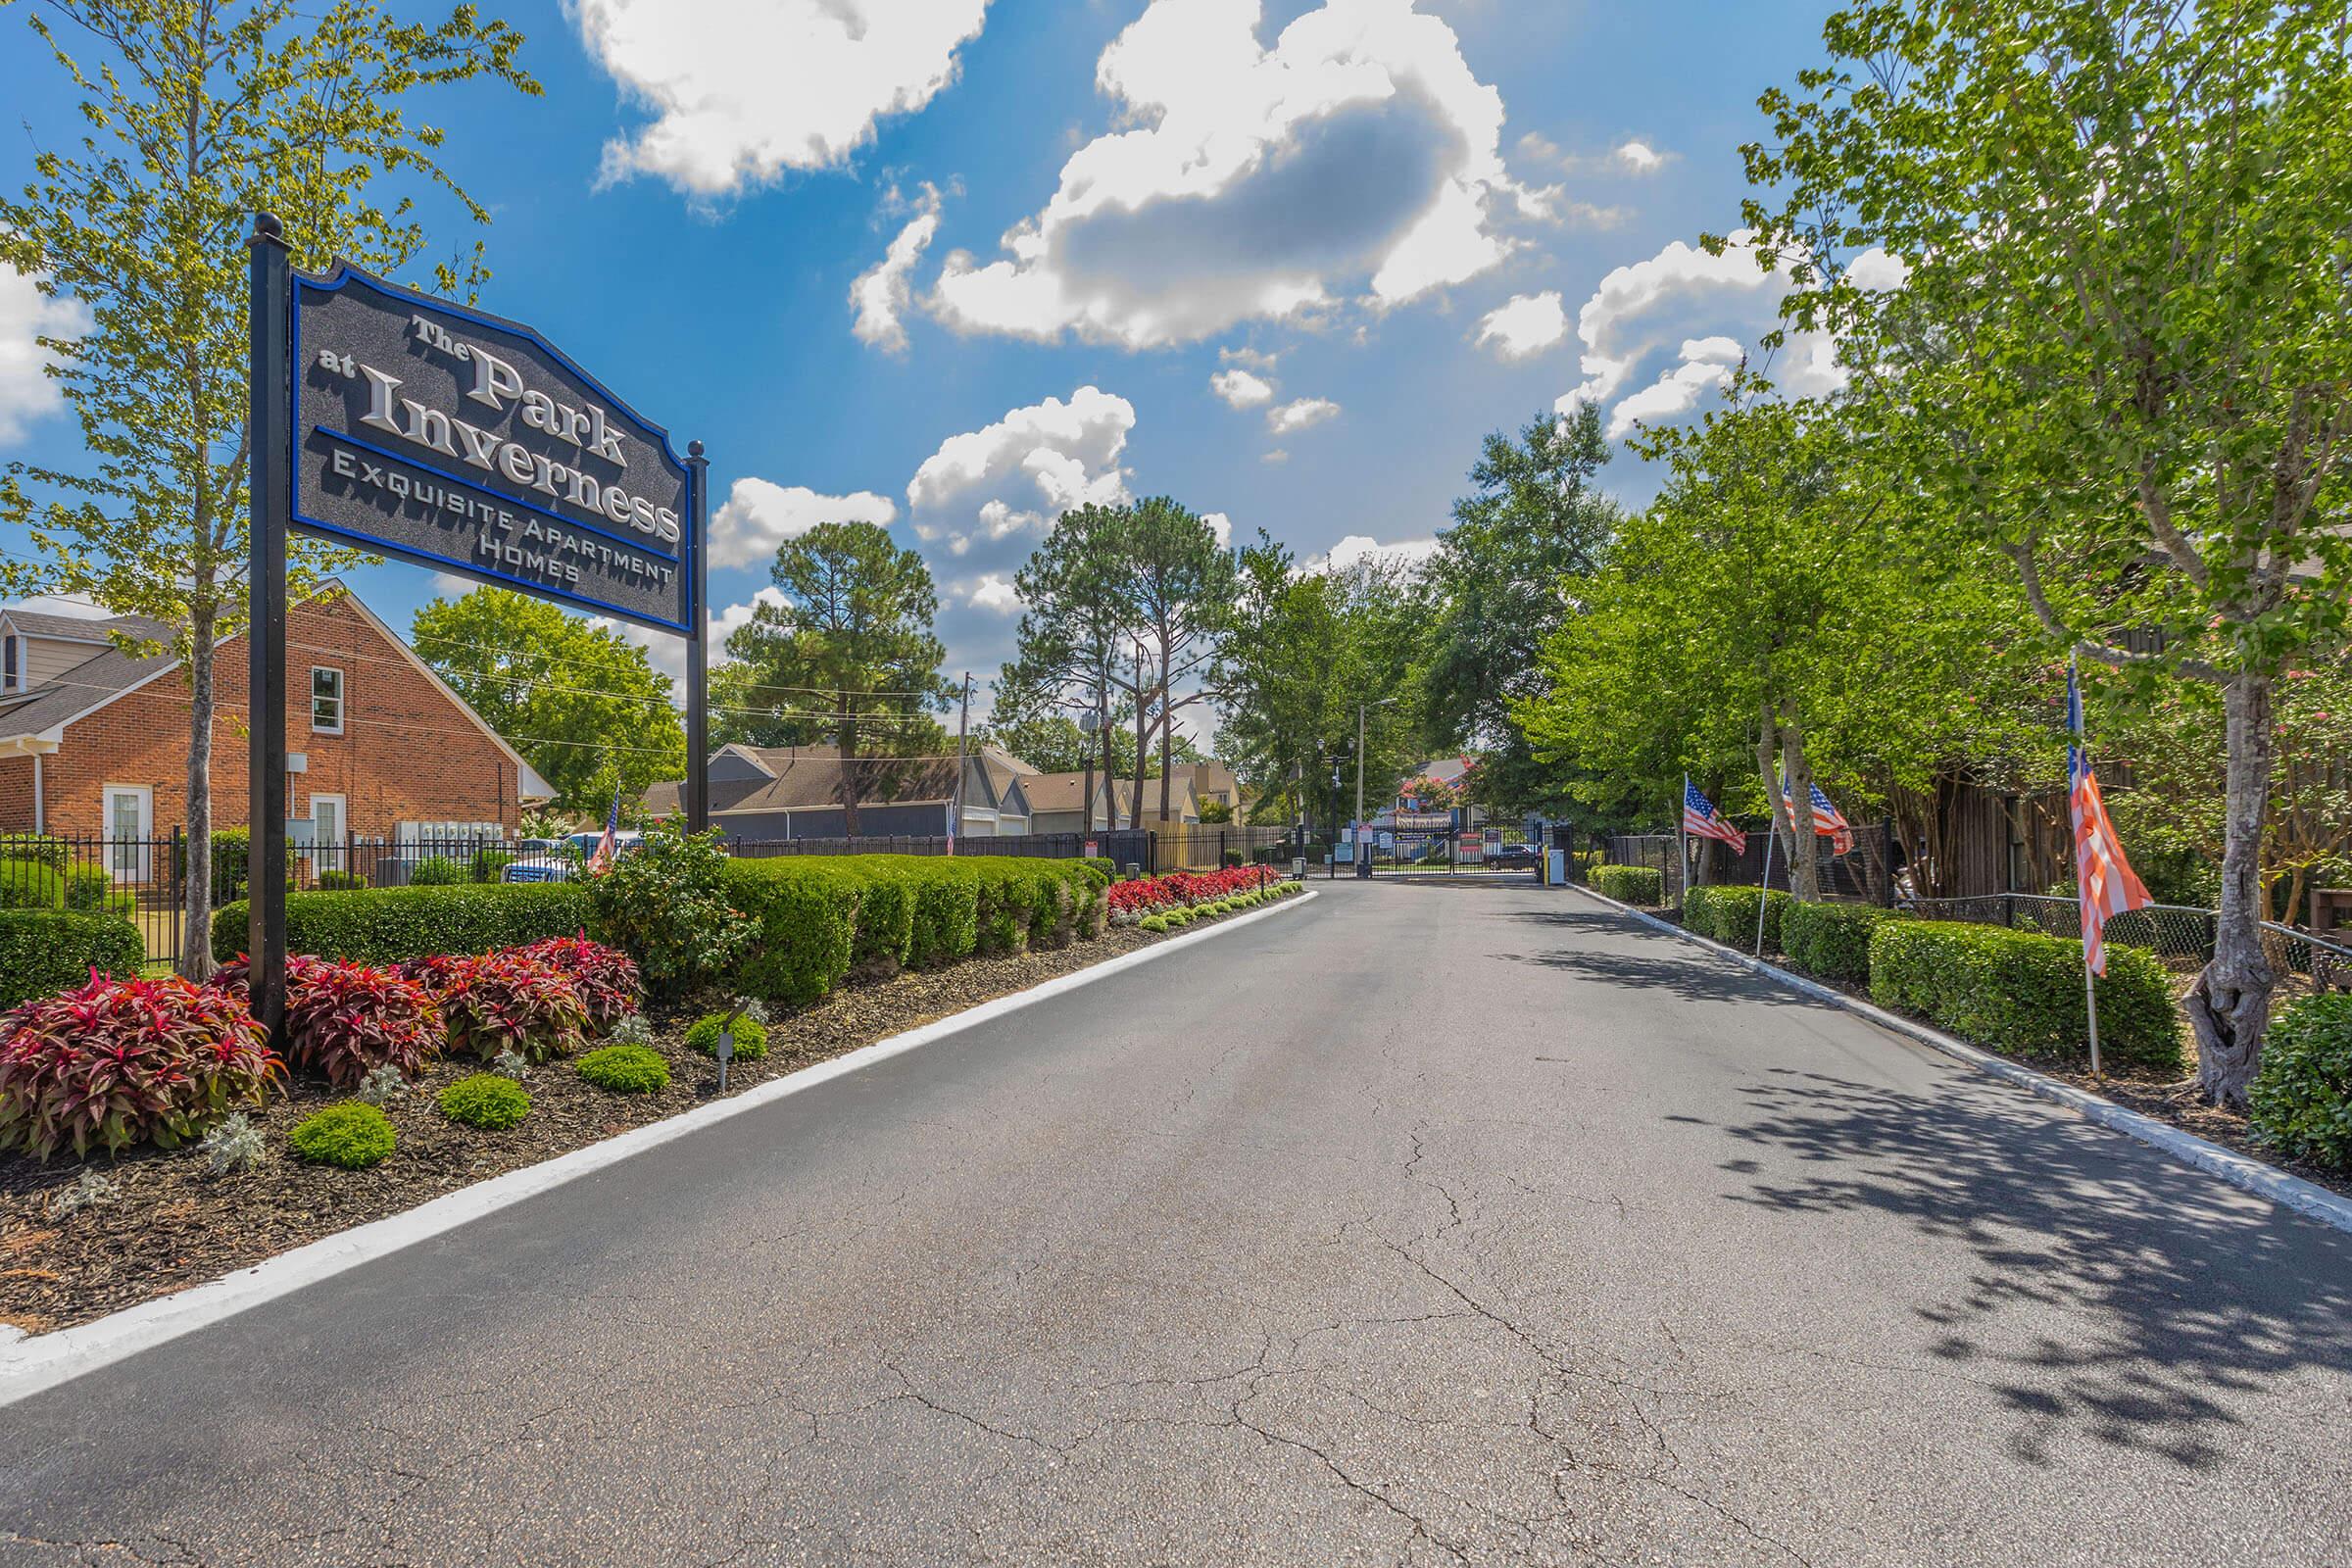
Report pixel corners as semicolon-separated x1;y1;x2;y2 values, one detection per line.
439;951;590;1065
393;953;473;1004
0;972;283;1158
1104;864;1278;926
214;955;440;1088
508;935;642;1035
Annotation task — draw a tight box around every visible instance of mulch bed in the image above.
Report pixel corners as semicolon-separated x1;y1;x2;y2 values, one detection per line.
0;924;1161;1337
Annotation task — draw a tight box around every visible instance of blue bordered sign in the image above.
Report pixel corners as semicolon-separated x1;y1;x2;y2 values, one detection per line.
290;263;694;631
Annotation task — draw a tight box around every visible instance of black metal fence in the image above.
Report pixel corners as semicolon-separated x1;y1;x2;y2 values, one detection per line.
2;825;1181;974
1602;823;1900;907
1912;892;2352;995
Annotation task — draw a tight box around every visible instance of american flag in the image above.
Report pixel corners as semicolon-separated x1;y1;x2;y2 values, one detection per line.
586;783;620;876
2067;665;2150;976
1682;778;1747;854
1778;767;1855;855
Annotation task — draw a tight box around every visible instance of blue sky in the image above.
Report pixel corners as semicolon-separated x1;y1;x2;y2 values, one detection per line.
0;0;1847;735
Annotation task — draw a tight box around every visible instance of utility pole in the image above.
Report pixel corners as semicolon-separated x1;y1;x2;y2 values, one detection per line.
1355;697;1396;870
950;671;971;853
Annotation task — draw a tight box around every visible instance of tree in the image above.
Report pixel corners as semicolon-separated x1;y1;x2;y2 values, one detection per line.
1001;503;1140;817
1421;403;1622;816
0;0;537;977
1741;0;2352;1102
1125;497;1238;827
723;521;952;834
410;588;684;817
1213;534;1423;832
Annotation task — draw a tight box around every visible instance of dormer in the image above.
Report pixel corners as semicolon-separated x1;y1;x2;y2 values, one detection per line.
0;609;120;697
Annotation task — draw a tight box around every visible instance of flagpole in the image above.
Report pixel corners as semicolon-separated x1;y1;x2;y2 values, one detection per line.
2070;656;2104;1078
1677;774;1692;912
1754;818;1776;957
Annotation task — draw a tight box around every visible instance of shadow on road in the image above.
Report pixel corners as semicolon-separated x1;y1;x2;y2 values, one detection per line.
1700;1065;2352;1471
1493;908;1811;1007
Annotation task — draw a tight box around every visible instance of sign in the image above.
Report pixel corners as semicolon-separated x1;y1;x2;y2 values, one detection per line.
1457;832;1485;863
291;263;694;632
1396;810;1453;830
1084;839;1099;858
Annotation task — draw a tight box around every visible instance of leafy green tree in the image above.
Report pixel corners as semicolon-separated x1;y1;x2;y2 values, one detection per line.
1001;503;1141;812
410;588;682;817
1421;403;1622;816
1125;497;1239;827
1741;0;2352;1101
723;521;952;834
0;0;537;977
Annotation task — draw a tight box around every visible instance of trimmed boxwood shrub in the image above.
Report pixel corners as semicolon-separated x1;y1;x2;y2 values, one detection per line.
1782;902;1909;983
576;1043;669;1094
289;1102;396;1168
1684;886;1792;951
0;858;65;909
685;1010;768;1061
2248;994;2352;1170
1592;864;1663;905
722;858;862;1005
439;1073;531;1131
0;908;145;1009
1868;920;2181;1069
212;882;589;965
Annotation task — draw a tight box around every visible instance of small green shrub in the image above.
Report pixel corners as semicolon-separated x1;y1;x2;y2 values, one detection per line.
0;833;66;869
1867;920;2180;1069
577;1043;670;1094
721;858;861;1005
0;858;65;909
0;908;145;1009
586;826;755;999
1141;913;1168;933
213;882;590;965
685;1010;768;1061
288;1102;396;1169
1782;902;1909;983
408;856;466;886
2248;994;2352;1170
439;1073;532;1131
316;868;369;891
1592;864;1663;905
1683;886;1791;951
471;848;514;883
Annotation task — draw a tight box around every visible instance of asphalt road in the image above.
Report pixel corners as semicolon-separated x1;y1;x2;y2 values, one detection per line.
5;880;2351;1566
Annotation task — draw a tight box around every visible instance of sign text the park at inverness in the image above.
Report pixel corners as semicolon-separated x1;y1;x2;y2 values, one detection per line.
292;265;693;631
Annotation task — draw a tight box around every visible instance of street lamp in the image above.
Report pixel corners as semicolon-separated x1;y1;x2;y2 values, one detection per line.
1355;697;1397;868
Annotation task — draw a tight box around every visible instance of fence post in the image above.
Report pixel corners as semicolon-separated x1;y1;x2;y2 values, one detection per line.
1881;820;1897;907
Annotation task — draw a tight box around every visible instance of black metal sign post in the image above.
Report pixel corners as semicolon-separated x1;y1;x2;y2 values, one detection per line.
247;214;292;1041
243;212;709;1037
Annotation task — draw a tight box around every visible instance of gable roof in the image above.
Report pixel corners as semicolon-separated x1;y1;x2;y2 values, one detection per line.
1020;770;1108;813
0;589;553;802
0;608;166;644
650;745;966;818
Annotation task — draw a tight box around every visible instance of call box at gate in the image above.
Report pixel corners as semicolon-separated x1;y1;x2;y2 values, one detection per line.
290;264;693;632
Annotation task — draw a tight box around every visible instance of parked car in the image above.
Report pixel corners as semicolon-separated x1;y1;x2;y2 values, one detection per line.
502;831;641;882
1487;842;1543;870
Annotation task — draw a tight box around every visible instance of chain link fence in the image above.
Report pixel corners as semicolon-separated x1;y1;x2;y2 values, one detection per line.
1912;893;2352;997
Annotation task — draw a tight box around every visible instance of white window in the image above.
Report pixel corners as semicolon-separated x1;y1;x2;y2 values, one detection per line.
311;666;344;734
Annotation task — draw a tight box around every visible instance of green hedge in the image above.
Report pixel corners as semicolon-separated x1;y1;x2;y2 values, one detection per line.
1592;864;1662;905
1867;920;2181;1069
1782;902;1909;984
0;908;146;1009
1683;886;1791;951
0;834;66;869
2248;993;2352;1170
211;882;590;965
718;855;1103;1007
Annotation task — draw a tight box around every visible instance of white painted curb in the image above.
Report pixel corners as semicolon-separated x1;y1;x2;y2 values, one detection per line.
0;886;1322;1408
1563;883;2352;1238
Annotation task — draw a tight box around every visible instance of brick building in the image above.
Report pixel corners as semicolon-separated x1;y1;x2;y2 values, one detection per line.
0;585;551;850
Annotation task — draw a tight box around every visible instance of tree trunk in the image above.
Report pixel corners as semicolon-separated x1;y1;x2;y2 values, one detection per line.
1780;710;1822;904
2189;670;2278;1106
837;710;861;837
1131;687;1148;831
1157;719;1173;824
176;605;217;981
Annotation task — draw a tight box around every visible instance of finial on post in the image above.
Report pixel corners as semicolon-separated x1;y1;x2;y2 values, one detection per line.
688;439;706;461
253;212;283;240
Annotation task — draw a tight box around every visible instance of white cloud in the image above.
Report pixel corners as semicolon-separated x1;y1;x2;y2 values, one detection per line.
1474;290;1568;359
1613;138;1671;174
967;573;1021;612
1261;448;1290;465
1553;229;1902;438
0;268;87;443
1220;346;1279;371
928;0;1525;347
577;0;990;198
1267;396;1340;434
710;477;899;570
1308;533;1439;573
1202;511;1234;547
907;385;1135;554
851;183;945;352
1210;368;1276;409
9;594;109;620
